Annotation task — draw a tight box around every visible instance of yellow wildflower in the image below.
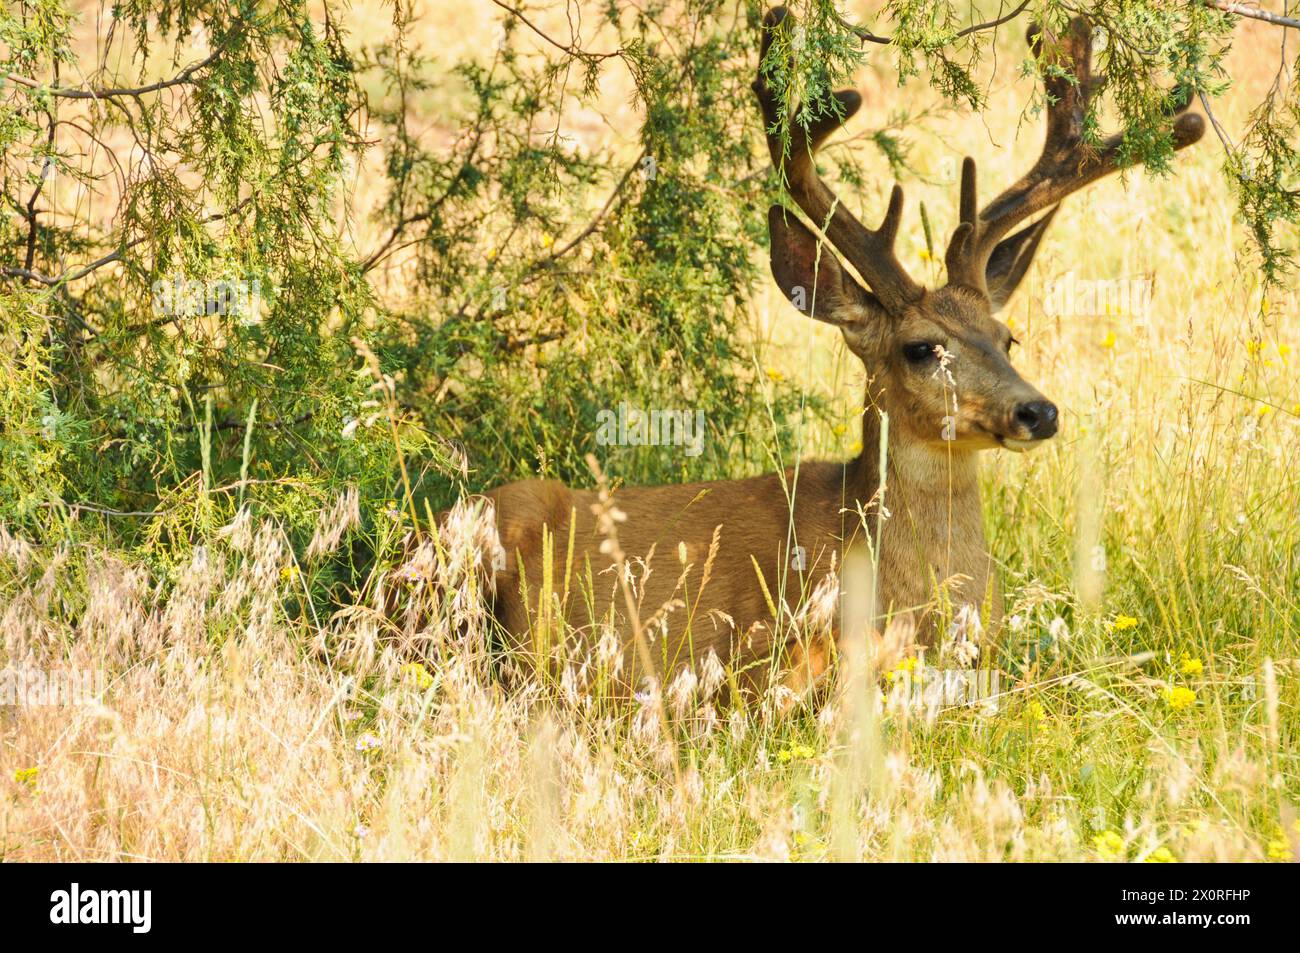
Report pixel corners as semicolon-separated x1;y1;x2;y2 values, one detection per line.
792;831;826;855
1100;330;1116;349
765;367;784;383
1162;685;1196;711
1266;839;1293;861
1110;614;1139;631
14;767;38;787
1179;654;1203;676
832;423;847;436
776;743;817;764
885;656;923;684
401;662;435;691
280;564;300;584
1145;846;1177;863
1025;700;1047;722
1093;830;1125;860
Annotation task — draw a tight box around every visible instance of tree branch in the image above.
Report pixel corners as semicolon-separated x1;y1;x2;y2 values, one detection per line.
2;200;251;287
1203;1;1300;30
845;0;1032;45
490;0;628;61
3;49;221;101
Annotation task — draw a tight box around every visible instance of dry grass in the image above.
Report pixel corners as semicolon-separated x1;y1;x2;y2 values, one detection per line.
1;2;1297;862
0;465;1295;861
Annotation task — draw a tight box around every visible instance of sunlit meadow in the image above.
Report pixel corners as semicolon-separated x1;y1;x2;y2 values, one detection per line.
1;2;1297;862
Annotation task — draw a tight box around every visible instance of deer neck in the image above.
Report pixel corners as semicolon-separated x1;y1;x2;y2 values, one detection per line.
842;400;992;624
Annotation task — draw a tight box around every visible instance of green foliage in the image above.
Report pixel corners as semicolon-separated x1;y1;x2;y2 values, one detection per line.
2;0;391;549
1;0;1296;562
362;0;832;504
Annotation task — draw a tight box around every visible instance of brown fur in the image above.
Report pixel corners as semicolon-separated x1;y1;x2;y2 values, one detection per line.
486;351;1018;695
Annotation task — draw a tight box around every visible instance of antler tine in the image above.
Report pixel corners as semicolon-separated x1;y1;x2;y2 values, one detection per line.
754;6;922;311
946;15;1206;296
958;155;978;228
944;157;979;282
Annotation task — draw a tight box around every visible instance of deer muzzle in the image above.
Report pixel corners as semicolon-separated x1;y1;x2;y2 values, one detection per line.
1001;399;1059;450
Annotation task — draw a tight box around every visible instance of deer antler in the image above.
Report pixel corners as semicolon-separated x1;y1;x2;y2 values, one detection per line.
753;6;922;312
945;16;1205;299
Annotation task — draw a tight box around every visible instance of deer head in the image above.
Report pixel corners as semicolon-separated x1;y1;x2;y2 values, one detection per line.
755;8;1204;453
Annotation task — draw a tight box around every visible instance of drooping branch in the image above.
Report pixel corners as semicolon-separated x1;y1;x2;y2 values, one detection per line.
489;0;630;62
2;200;252;287
3;49;222;100
842;0;1033;46
1202;1;1300;30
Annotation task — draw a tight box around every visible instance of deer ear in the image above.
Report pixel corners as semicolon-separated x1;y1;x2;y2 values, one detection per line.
767;205;885;328
984;205;1059;310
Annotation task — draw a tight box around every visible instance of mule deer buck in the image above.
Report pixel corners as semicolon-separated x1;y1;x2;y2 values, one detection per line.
473;8;1203;697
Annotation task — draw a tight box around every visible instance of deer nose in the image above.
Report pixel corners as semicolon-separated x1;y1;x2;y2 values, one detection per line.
1013;400;1058;439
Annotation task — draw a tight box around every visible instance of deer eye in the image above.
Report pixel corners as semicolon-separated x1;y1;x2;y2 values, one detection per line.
902;342;937;364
